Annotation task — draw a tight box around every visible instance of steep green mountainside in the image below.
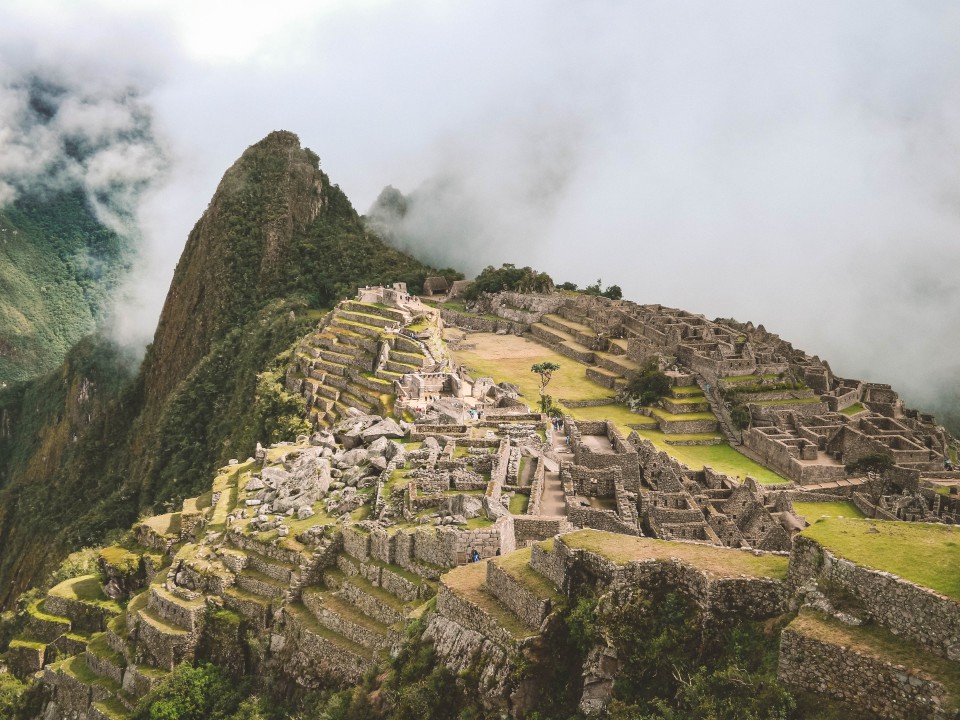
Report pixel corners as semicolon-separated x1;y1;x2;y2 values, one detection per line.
0;191;126;386
0;131;444;608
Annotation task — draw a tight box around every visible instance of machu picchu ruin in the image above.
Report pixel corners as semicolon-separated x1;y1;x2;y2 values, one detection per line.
6;268;960;720
3;122;960;720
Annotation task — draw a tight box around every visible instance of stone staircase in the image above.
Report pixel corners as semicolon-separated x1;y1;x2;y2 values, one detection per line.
526;313;632;393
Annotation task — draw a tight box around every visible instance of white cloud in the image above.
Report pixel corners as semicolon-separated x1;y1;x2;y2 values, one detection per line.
1;0;959;417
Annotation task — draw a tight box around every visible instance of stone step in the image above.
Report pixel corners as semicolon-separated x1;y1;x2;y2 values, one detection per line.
46;575;122;633
92;696;132;720
135;606;194;671
661;397;711;414
607;338;629;356
337;574;409;626
147;584;205;634
236;568;289;599
375;368;405;383
282;603;372;684
485;548;562;630
105;615;131;661
311;357;348;377
301;588;393;651
336;308;397;329
313;334;366;358
121;662;169;701
530;322;570;346
339;389;376;414
392;335;423;354
342;301;408;324
594;352;638;377
344;381;383;407
6;637;48;679
54;654;126;718
435;561;538;648
351;372;394;394
243;548;301;584
314;383;340;402
389;350;426;367
356;558;438;603
315;347;355;366
331;319;383;339
223;585;275;631
384;359;420;375
26;597;72;642
85;632;126;687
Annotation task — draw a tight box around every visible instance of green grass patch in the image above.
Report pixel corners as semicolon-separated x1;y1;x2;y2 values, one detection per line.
802;517;960;599
721;374;780;385
49;575;122;613
494;546;561;602
840;402;866;416
792;501;864;522
465;515;494;530
633;429;788;484
749;397;823;407
561;529;788;579
509;493;530;515
449;332;613;403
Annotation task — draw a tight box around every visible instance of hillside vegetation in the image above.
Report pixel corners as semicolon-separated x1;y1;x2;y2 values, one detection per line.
0;131;445;606
0;191;127;386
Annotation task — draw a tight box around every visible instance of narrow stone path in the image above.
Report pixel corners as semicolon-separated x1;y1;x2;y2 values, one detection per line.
538;431;570;517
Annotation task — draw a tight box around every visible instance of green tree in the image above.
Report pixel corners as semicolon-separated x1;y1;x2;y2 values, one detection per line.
625;360;671;406
531;362;561;414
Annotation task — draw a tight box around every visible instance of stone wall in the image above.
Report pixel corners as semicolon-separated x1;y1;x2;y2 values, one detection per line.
439;308;528;335
778;618;955;720
789;535;960;660
514;517;565;547
485;561;554;630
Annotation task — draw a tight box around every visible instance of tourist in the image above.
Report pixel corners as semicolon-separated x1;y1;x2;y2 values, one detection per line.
472;549;481;563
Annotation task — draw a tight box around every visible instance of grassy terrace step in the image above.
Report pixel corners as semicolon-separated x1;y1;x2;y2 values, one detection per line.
336;309;397;328
543;313;595;335
649;407;717;422
747;397;823;407
87;632;126;668
389;350;426;366
666;393;707;403
343;301;408;323
237;568;290;598
440;561;537;641
331;319;383;339
492;547;562;604
560;529;789;579
93;696;131;719
787;608;960;704
320;590;393;633
49;575;123;614
720;373;780;386
286;603;373;660
802;518;960;599
138;606;189;636
60;653;122;694
344;572;412;614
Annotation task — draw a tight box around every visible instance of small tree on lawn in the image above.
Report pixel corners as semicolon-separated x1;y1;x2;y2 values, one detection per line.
531;361;561;414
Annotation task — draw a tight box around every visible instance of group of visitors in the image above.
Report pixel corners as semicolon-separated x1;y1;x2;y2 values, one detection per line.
550;416;565;432
468;407;484;421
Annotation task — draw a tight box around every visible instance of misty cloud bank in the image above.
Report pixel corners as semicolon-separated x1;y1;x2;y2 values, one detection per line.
2;1;959;424
0;69;166;238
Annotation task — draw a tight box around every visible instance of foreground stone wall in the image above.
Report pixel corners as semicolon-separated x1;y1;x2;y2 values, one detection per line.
778;619;956;720
789;536;960;661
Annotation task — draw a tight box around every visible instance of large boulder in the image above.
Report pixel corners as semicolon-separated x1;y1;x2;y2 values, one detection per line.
361;418;405;441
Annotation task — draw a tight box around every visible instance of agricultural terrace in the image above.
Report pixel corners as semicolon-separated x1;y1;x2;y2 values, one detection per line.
802;517;960;600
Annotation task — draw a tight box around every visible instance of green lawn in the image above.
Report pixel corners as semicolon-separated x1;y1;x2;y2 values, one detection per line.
749;397;823;406
840;402;866;416
792;501;865;522
449;332;613;403
509;493;530;515
802;517;960;599
561;529;788;579
634;429;788;484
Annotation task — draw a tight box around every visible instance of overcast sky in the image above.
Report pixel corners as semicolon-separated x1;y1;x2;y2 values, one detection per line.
2;0;960;414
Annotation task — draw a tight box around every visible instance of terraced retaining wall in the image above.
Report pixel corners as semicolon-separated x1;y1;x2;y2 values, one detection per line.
789;535;960;661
